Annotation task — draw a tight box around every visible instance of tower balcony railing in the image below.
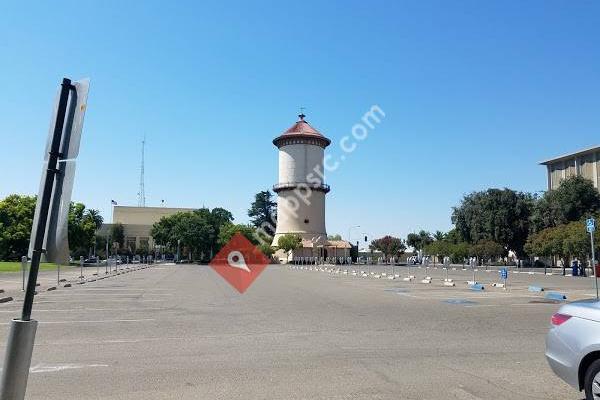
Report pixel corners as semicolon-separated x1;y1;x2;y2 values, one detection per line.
273;182;330;193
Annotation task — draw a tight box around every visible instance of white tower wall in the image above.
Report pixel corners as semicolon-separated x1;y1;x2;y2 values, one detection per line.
278;144;324;184
273;190;326;244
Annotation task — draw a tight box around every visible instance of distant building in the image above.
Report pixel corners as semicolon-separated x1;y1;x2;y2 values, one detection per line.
98;205;195;252
540;145;600;191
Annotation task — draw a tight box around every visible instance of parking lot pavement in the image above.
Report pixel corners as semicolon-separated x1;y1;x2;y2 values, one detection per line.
0;264;587;399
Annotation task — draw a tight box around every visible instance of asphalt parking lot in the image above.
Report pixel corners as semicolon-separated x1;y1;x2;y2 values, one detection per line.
0;263;593;399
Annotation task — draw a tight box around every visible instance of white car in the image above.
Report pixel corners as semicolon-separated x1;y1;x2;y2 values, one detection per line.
546;300;600;399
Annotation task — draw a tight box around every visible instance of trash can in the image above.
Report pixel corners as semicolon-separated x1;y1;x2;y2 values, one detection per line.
572;260;579;277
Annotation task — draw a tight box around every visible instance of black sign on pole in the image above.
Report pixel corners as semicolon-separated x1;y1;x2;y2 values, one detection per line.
0;77;90;400
22;78;73;320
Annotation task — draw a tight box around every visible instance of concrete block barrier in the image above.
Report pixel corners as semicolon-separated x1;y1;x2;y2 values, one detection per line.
545;292;567;301
469;283;485;291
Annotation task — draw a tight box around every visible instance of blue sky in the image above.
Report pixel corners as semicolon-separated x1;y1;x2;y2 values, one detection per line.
1;0;599;244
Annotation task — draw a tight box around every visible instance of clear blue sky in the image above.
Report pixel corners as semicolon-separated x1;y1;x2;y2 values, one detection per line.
1;0;599;243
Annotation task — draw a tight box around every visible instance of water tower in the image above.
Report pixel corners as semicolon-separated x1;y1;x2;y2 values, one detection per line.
271;113;331;248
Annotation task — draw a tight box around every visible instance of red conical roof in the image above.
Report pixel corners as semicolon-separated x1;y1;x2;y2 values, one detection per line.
273;114;331;148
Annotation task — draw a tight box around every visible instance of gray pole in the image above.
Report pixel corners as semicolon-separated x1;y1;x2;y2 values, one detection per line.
1;78;73;400
0;320;38;400
592;229;597;299
21;256;27;292
80;256;84;279
57;263;60;286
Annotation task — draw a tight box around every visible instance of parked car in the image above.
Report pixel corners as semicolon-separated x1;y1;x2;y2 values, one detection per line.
546;300;600;399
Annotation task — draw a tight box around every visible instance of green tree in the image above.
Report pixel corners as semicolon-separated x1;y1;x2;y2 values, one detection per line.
68;202;101;256
150;207;234;262
248;190;277;236
526;219;599;268
433;231;445;241
0;194;37;260
451;188;534;257
218;223;258;246
406;230;433;251
370;236;406;259
424;240;451;262
328;234;343;240
277;234;302;262
110;223;125;250
531;176;600;232
470;240;505;263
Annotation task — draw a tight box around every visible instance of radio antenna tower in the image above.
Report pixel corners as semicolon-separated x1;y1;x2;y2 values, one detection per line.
138;135;146;207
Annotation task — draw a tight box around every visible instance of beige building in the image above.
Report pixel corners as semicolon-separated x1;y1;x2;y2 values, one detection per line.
540;145;600;191
99;206;195;251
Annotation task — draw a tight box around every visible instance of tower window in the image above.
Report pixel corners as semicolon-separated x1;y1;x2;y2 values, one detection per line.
304;218;310;224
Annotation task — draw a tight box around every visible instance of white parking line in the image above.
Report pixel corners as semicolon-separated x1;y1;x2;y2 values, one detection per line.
0;318;155;325
0;307;169;313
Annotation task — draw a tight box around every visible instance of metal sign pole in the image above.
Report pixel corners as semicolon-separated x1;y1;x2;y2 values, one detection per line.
21;256;27;292
0;78;73;400
592;229;597;300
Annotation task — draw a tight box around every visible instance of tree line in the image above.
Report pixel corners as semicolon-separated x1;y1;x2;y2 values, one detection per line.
368;176;600;266
0;194;103;261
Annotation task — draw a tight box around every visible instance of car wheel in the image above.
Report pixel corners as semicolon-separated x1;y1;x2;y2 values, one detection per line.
584;359;600;399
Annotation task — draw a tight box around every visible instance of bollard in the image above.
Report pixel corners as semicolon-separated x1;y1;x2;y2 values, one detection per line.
79;256;84;279
469;283;485;291
0;319;38;400
545;292;567;302
21;256;27;292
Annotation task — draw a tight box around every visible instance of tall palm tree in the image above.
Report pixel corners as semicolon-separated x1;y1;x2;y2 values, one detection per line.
85;209;104;229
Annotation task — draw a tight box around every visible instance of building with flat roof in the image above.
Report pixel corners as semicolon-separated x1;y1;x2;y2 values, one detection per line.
540;145;600;191
98;205;195;252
